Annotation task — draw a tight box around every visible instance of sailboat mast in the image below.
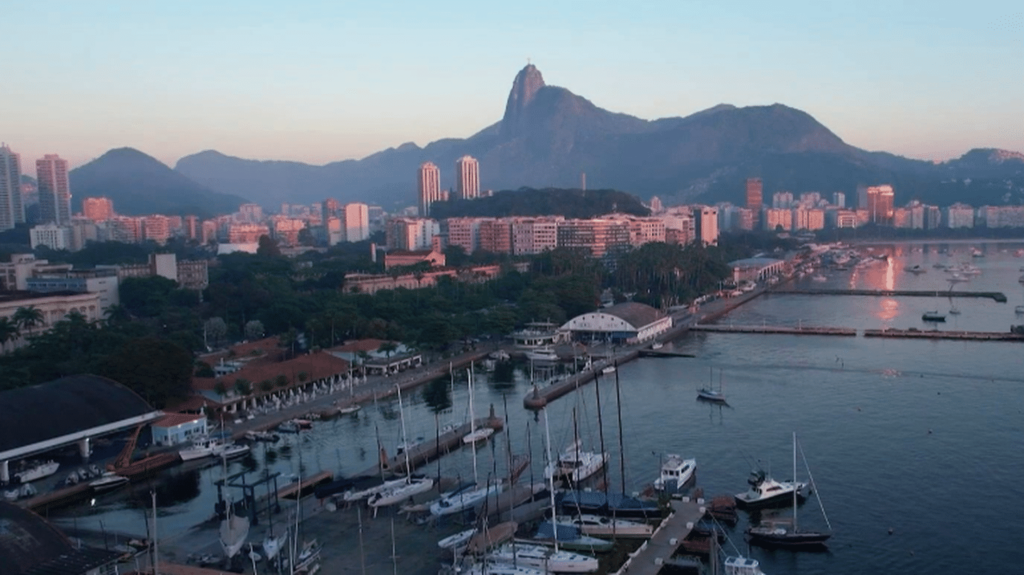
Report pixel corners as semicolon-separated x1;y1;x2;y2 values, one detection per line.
572;407;580;485
397;384;412;479
542;407;559;553
595;371;608;490
792;431;798;532
469;369;479;486
614;366;626;495
151;491;158;575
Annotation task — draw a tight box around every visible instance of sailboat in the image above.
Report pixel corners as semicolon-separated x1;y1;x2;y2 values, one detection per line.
369;384;434;510
746;432;832;548
543;409;608;484
218;488;250;558
698;368;728;403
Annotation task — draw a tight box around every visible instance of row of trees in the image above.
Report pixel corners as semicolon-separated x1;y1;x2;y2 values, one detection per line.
0;235;747;406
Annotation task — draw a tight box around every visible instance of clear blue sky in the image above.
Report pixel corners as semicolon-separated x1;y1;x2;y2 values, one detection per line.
2;1;1021;168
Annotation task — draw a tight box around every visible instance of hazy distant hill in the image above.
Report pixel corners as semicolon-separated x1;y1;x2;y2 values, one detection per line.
172;65;1023;210
70;148;247;218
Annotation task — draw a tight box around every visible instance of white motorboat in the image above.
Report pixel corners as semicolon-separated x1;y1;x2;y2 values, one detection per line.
337;405;361;415
735;468;806;508
488;542;598;573
557;514;653;538
13;460;60;484
653;454;697;493
525;346;559;362
3;483;37;501
1015;305;1024;314
215;443;251;459
544;439;608;484
179;437;224;461
430;481;504;517
89;473;129;492
724;555;767;575
811;274;827;282
600;365;616;375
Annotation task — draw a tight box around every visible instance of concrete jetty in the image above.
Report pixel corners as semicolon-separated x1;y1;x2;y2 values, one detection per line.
775;288;1008;303
523;350;640;410
612;498;705;575
864;328;1024;342
691;324;857;336
355;414;505;477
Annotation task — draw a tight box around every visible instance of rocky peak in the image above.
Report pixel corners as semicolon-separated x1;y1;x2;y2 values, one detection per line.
501;64;546;137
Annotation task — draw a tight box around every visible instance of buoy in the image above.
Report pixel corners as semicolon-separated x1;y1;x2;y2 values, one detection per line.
888;527;894;535
928;429;933;434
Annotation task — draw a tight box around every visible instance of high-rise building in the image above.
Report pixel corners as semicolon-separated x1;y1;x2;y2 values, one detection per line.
0;143;25;231
832;192;846;209
238;203;263;223
343;202;370;242
865;185;895;225
745;178;763;227
36;154;72;226
455;155;480;200
82;197;114;221
322;198;341;219
418;162;441;216
694;206;719;246
772;191;793;209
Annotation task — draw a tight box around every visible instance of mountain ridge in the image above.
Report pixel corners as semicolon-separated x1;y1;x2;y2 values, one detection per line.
169;65;1024;210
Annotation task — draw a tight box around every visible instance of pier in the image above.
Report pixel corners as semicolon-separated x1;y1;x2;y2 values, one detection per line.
354;414;505;477
612;498;705;575
691;325;857;336
774;288;1008;303
864;328;1024;342
639;348;696;358
523;350;640;409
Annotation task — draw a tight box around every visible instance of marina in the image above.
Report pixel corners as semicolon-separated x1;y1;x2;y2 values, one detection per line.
774;288;1008;302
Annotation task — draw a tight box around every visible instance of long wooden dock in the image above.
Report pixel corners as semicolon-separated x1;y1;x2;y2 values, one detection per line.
691;325;857;336
864;328;1024;342
612;498;705;575
774;288;1007;302
523;350;640;410
355;415;504;477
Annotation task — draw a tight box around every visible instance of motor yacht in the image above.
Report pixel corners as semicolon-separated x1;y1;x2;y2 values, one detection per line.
653;454;696;494
734;468;806;508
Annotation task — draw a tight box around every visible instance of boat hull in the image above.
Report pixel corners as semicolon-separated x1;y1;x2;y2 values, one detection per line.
747;528;832;548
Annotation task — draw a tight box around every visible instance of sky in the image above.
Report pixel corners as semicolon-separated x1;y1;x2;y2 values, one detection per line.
1;1;1022;169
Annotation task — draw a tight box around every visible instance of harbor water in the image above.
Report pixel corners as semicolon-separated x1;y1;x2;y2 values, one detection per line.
55;241;1024;574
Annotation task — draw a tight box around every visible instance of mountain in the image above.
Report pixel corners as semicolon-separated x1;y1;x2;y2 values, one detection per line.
70;148;247;218
174;65;1023;210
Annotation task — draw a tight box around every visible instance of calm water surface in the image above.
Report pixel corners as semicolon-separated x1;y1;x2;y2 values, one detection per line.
58;241;1024;574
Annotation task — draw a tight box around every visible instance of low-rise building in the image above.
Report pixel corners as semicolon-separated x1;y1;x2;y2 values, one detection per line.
151;412;208;446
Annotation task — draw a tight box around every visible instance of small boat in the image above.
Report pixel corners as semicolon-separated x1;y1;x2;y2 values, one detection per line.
544;438;608;485
216;443;251;459
601;365;616;375
13;460;60;484
557;514;654;538
337;405;361;415
489;350;511;361
1018;275;1024;284
734;468;806;508
811;274;827;282
1015;305;1024;314
262;528;288;561
922;311;946;322
293;419;313;429
219;501;250;558
89;473;129;492
971;248;984;258
179;437;224;461
3;483;37;501
460;561;547;575
277;420;300;433
463;427;495;445
651;342;664;350
746;433;833;549
244;430;280;442
430;481;504;517
438;528;476;551
525;346;559;362
529;520;614;553
342;476;408;502
905;265;927;275
724;555;766;575
291;539;321;573
697;368;727;403
487;542;599;573
653;454;697;494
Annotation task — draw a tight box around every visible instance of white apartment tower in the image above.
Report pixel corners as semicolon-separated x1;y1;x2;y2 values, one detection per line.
455;155;480;200
343;202;370;242
418;162;441;216
0;144;25;231
36;154;72;226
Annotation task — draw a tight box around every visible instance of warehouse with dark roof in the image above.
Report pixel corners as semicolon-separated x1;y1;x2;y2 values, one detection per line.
0;501;122;574
560;302;672;344
0;374;161;484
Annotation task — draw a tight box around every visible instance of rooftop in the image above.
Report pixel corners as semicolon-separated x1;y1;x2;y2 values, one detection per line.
601;302;664;329
153;412;205;428
0;502;122;575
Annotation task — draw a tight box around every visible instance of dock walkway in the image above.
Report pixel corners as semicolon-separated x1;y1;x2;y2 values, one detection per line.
774;288;1007;302
353;415;504;477
691;325;856;336
613;498;705;575
523;350;640;409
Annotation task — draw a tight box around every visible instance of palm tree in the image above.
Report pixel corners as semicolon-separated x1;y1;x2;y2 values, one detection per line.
104;304;131;326
13;306;43;336
0;317;17;353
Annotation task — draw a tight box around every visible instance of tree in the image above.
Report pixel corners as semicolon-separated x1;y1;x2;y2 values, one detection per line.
97;337;193;408
0;317;17;352
259;379;274;393
103;303;132;326
234;378;252;396
13;306;44;335
378;341;399;360
257;235;282;258
204;317;228;346
275;374;289;388
214;380;228;396
244;319;265;341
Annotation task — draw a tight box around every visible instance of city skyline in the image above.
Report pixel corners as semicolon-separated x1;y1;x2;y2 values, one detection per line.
1;2;1022;169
